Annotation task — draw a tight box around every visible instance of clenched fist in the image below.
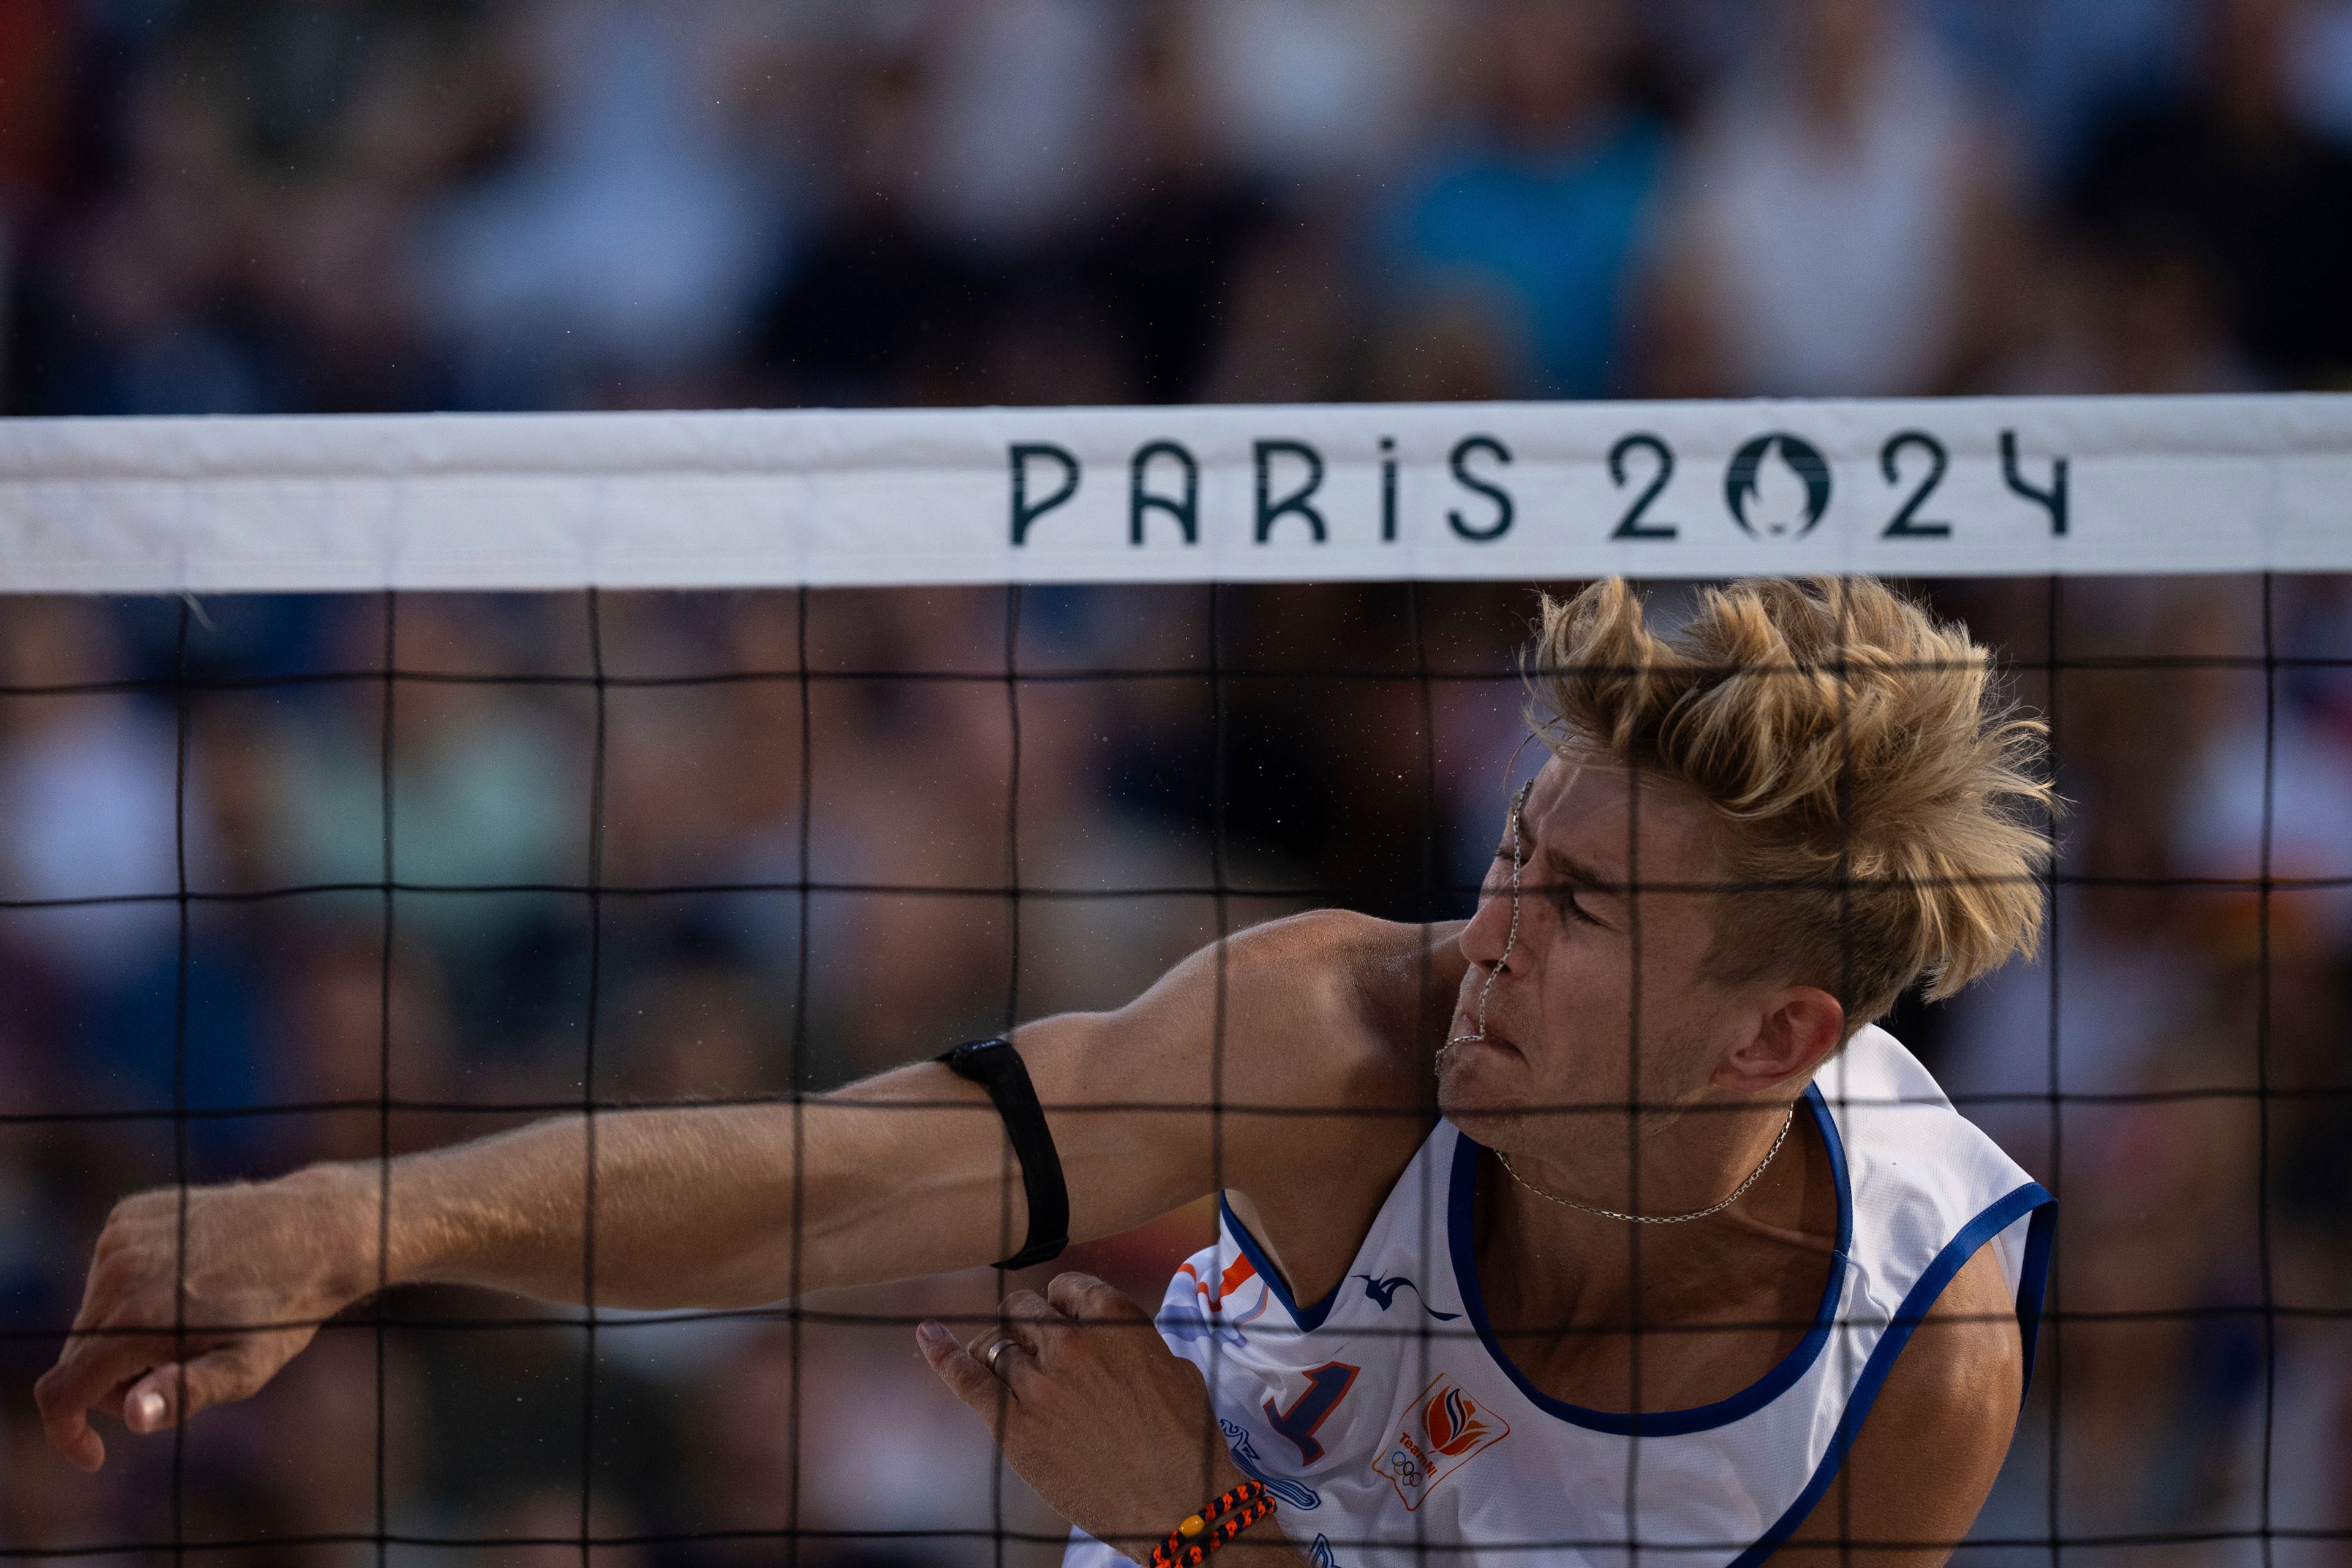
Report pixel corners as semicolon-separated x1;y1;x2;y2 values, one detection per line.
36;1168;370;1471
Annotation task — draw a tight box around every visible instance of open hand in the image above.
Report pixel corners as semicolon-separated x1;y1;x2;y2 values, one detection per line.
35;1170;367;1471
918;1272;1267;1560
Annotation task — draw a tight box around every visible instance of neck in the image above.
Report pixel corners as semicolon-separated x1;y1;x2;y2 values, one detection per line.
1479;1095;1830;1327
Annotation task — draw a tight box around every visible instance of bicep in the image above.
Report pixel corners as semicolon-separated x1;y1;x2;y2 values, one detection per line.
773;1012;1216;1292
1774;1241;2026;1567
783;914;1398;1291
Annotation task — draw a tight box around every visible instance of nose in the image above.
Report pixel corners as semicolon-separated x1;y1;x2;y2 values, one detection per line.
1460;875;1517;978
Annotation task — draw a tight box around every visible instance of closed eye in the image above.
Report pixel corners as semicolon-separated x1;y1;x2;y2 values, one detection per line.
1547;878;1603;927
1494;846;1604;928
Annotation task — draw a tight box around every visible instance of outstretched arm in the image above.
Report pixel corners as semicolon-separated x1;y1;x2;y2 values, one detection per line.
36;910;1445;1471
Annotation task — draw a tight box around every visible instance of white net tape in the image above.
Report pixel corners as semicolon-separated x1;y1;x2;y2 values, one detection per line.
3;393;2348;591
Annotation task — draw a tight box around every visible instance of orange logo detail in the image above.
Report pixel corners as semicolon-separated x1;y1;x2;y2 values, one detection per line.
1425;1385;1488;1456
1371;1374;1509;1510
1177;1253;1258;1308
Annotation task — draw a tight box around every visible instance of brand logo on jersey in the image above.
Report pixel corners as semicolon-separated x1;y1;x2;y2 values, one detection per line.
1356;1273;1460;1321
1371;1374;1510;1510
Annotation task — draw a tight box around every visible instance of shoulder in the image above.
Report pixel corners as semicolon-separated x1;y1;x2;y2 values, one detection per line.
1218;908;1464;1095
1782;1240;2024;1563
1076;910;1460;1203
1877;1238;2026;1436
1242;905;1461;987
1136;910;1462;1139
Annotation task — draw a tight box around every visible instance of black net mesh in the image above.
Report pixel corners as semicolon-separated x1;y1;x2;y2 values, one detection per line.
4;574;2351;1567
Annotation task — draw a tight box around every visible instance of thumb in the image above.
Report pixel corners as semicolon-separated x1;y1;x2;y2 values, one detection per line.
121;1348;261;1434
916;1321;1006;1417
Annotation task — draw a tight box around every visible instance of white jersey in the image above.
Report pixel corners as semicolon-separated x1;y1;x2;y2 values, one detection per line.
1064;1025;2053;1568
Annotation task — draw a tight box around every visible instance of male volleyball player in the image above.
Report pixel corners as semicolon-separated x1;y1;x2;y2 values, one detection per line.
40;577;2054;1568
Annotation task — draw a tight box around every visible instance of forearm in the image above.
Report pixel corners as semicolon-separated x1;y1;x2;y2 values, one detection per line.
315;1066;1046;1311
367;1102;813;1309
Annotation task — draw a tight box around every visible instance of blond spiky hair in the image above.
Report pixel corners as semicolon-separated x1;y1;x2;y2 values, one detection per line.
1528;576;2056;1031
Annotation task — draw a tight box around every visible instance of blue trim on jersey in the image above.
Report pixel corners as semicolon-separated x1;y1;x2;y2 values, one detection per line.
1723;1180;2057;1568
2015;1196;2057;1398
1445;1082;1853;1437
1221;1195;1344;1332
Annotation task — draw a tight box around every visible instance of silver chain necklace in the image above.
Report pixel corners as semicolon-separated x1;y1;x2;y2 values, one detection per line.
1495;1106;1797;1225
1447;778;1799;1226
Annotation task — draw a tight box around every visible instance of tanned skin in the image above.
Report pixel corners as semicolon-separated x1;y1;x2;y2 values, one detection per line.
39;755;2021;1566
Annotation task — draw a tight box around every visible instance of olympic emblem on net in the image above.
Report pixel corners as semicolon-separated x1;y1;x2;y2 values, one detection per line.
1371;1374;1510;1510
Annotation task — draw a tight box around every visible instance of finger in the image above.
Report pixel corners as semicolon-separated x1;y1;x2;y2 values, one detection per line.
997;1297;1072;1363
1044;1278;1124;1325
1047;1270;1146;1326
35;1390;105;1473
34;1330;170;1472
962;1325;1044;1394
121;1346;266;1434
997;1287;1055;1337
918;1320;1015;1417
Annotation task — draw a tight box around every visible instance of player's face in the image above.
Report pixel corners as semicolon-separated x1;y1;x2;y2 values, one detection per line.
1439;755;1760;1147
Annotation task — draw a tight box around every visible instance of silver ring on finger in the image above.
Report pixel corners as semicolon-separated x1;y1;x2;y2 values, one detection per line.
983;1337;1020;1379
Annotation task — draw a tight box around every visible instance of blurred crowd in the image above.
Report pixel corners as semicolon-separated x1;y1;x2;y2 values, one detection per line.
6;0;2352;415
4;0;2352;1565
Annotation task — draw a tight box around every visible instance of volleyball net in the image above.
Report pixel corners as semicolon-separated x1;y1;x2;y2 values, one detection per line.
2;393;2350;1566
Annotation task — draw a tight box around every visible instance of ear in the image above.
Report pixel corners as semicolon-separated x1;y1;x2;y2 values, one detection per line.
1711;986;1844;1093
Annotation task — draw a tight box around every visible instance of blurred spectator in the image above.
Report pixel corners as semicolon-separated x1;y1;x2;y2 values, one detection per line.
0;599;197;989
28;46;277;416
2067;0;2352;388
747;48;983;409
910;0;1126;252
1642;0;2028;398
1199;209;1366;404
1999;206;2258;394
1184;0;1443;183
421;0;794;409
1381;0;1667;400
0;0;81;217
271;597;582;1023
269;924;464;1162
1077;14;1275;404
1992;0;2198;183
2294;0;2352;139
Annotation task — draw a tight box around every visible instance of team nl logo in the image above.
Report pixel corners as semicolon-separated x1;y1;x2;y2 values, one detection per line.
1373;1374;1510;1510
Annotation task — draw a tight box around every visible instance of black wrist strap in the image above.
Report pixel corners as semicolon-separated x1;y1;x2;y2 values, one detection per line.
937;1037;1069;1270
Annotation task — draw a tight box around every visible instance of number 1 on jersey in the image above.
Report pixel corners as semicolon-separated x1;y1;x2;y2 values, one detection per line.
1264;1361;1360;1464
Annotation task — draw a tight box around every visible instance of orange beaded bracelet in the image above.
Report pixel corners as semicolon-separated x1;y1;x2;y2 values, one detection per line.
1150;1480;1277;1568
